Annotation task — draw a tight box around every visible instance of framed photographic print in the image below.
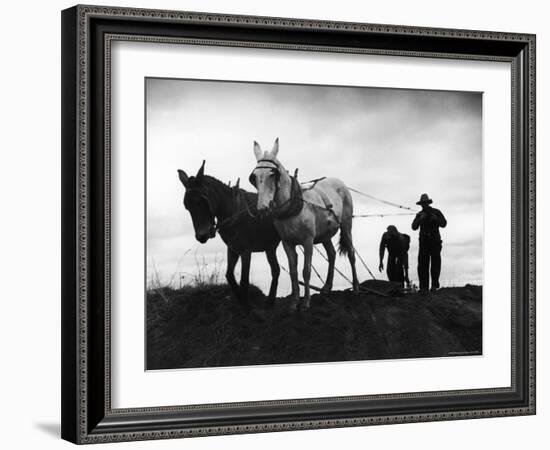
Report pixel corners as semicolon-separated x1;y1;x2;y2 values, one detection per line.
61;5;536;444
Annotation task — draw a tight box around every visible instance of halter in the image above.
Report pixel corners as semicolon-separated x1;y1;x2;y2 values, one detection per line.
249;158;303;220
249;159;280;185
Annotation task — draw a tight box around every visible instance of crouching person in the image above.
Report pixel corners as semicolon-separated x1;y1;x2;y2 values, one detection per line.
378;225;411;288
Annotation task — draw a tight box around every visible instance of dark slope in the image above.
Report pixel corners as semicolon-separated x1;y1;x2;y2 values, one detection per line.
147;283;482;370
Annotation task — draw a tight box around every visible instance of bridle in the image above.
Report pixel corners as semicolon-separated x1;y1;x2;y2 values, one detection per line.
249;158;281;188
184;188;217;231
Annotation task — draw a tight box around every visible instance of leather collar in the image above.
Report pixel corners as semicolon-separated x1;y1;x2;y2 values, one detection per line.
272;176;303;220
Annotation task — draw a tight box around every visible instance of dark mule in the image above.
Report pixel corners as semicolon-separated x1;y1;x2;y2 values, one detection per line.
177;161;281;308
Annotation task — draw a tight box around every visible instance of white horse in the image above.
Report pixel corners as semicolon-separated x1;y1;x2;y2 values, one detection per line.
249;138;359;310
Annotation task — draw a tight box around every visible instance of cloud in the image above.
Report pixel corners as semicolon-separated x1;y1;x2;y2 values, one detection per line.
146;78;483;292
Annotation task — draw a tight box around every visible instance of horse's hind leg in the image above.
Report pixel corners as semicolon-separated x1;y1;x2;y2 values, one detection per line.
226;247;240;299
340;217;359;292
348;244;359;292
321;240;336;293
265;248;280;307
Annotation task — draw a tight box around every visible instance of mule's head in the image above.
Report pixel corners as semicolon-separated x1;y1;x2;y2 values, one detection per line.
177;161;216;244
249;138;281;216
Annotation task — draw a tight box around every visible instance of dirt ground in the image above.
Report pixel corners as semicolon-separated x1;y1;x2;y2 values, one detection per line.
146;282;482;370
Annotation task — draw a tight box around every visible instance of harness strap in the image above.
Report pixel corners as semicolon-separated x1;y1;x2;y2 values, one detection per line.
301;177;335;214
301;177;326;190
316;189;333;211
252;159;308;220
271;176;304;220
255;165;279;170
257;159;279;166
301;178;338;221
215;209;245;231
214;188;250;231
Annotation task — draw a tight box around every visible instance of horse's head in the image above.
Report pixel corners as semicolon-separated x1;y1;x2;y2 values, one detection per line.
249;138;282;217
177;161;216;244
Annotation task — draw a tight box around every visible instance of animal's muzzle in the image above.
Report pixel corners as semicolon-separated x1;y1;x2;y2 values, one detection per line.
257;202;275;219
195;234;209;244
195;225;216;243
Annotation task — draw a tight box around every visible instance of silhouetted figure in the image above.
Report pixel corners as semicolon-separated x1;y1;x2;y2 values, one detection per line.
411;193;447;293
378;225;411;288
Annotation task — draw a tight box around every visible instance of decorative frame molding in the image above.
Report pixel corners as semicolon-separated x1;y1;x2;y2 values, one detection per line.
61;4;536;444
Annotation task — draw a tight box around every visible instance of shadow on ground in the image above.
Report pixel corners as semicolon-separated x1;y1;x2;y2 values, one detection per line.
147;282;482;370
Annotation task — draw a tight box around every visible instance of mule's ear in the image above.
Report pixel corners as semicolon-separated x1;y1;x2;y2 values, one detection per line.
271;137;279;157
235;177;240;188
177;169;189;188
196;160;205;181
253;141;263;161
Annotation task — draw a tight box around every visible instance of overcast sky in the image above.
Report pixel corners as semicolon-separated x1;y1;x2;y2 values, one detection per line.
146;78;482;294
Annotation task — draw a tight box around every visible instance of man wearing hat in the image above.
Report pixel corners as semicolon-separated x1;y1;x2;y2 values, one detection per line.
378;225;411;288
412;193;447;293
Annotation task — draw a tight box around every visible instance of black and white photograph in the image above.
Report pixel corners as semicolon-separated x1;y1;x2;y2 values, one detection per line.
146;78;483;370
56;3;537;446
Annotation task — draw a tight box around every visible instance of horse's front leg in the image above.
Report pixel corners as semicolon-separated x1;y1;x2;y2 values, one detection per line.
265;248;280;307
226;247;240;300
282;242;299;311
301;238;314;310
239;250;251;309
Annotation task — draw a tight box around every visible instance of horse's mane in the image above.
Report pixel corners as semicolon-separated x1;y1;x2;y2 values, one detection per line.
197;174;259;213
201;175;255;195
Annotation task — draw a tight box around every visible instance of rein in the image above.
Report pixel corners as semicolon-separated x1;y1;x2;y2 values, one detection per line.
214;189;254;231
214;206;249;231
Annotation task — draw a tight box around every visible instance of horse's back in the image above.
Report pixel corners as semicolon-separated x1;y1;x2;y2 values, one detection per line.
303;177;352;215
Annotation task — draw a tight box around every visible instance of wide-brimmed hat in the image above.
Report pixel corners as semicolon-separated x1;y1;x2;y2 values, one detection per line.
416;193;433;205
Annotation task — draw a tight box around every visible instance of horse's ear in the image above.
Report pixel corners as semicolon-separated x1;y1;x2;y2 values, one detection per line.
271;137;279;157
196;160;205;181
253;141;263;161
235;177;240;188
177;169;189;188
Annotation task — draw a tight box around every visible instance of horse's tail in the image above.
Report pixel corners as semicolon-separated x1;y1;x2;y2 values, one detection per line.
337;185;359;291
338;189;355;257
338;220;354;257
